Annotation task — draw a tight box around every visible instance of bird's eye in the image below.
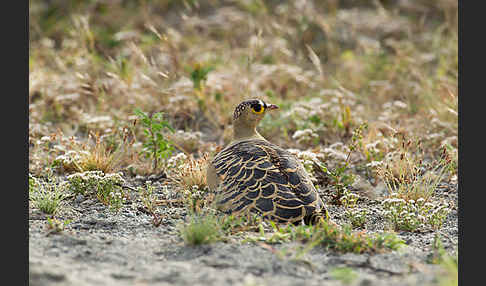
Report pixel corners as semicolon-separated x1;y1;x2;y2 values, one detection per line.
251;103;265;114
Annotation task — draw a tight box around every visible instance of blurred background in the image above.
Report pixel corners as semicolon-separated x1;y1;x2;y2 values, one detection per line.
29;0;458;179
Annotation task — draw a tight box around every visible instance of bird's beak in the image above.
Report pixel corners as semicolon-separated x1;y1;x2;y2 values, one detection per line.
267;104;279;110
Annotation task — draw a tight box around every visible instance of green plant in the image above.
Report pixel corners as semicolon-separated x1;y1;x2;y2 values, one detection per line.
29;174;38;194
179;210;264;245
317;221;403;254
35;191;64;215
340;190;367;228
139;180;157;214
179;213;223;245
137;181;165;227
427;233;458;286
220;213;263;235
381;194;450;232
321;162;355;204
435;252;458;286
329;267;358;285
134;109;175;171
184;185;210;213
29;175;65;215
442;142;458;177
46;217;72;235
246;219;403;254
336;103;354;135
427;233;447;264
189;63;213;91
319;123;367;204
65;171;126;212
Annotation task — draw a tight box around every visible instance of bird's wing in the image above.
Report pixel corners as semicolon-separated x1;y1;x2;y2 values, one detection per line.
210;139;323;223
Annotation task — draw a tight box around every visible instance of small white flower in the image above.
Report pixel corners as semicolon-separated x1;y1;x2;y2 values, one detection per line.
40;136;51;142
393;101;408;109
366;161;383;168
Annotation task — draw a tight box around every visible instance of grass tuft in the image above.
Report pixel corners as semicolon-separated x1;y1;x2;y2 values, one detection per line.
170;153;212;213
247;219;403;254
382;195;450;232
29;174;65;215
329;267;358;285
45;217;72;235
65;171;126;212
54;131;130;174
377;136;453;202
179;213;223;245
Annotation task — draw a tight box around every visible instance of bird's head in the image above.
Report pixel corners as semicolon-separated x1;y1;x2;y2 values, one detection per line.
232;99;279;140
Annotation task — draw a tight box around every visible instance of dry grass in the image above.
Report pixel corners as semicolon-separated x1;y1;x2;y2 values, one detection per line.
171;154;208;190
170;153;213;212
53;131;131;174
376;135;453;202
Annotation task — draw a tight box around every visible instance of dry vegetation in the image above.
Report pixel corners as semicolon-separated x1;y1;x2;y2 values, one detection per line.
29;0;458;279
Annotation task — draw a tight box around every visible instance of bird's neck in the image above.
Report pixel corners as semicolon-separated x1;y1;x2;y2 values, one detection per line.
232;120;265;141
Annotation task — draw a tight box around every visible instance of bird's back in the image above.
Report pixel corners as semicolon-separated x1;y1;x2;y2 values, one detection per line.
208;139;325;224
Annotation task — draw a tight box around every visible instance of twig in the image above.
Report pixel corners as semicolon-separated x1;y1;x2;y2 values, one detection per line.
121;184;138;192
155;199;184;206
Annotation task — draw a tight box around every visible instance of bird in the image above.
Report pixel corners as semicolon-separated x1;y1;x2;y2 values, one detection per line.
206;99;329;225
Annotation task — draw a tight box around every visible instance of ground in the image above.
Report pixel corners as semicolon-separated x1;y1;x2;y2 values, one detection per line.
29;178;457;286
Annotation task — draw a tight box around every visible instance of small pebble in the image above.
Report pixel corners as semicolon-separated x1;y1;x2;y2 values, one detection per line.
75;194;85;204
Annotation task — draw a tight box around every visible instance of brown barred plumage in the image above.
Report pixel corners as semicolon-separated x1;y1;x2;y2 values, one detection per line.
209;139;328;224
